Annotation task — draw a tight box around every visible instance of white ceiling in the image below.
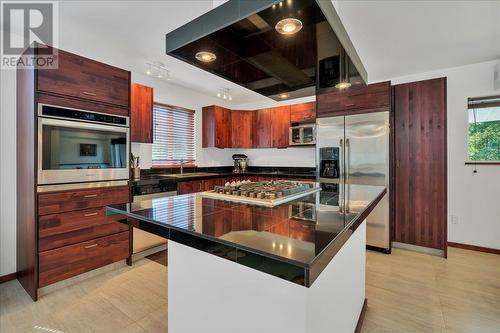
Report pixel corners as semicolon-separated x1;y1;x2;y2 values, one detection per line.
334;0;500;82
56;0;500;103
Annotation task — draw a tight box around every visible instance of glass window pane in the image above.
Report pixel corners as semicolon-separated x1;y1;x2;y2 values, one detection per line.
152;104;195;166
467;106;500;161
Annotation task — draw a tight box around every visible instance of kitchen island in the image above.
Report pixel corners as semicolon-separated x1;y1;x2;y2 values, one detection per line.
107;183;386;332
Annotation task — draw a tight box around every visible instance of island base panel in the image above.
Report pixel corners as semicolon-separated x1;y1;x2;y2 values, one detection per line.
168;221;367;333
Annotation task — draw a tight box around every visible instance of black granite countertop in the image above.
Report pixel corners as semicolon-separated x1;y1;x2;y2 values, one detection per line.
107;184;386;287
133;166;316;185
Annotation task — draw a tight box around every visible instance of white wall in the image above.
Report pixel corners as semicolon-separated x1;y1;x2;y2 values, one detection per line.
387;59;500;250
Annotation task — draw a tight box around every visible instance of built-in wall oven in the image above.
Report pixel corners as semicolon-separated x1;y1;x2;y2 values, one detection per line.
37;104;130;185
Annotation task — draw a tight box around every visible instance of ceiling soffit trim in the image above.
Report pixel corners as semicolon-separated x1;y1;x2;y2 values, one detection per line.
314;0;368;83
165;0;281;53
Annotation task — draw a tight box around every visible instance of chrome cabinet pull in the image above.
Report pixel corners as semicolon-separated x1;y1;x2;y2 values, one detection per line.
84;244;98;249
84;212;99;217
82;91;97;96
83;194;98;198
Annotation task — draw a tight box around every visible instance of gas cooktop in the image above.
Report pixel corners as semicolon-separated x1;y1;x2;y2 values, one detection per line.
201;180;321;207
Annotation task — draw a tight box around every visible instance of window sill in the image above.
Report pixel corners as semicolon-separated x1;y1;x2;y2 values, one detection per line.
151;164;197;169
464;161;500;165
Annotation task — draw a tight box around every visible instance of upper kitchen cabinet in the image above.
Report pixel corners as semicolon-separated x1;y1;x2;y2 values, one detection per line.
202;105;232;148
131;83;153;143
270;106;291;148
290;102;316;123
252;108;272;148
231;111;253;148
37;47;130;112
316;81;391;117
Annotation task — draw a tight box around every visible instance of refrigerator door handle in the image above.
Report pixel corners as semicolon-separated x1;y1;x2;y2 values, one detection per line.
345;138;350;213
339;138;344;213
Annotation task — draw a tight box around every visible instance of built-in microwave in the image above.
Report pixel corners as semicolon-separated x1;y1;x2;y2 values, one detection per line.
37;104;130;185
289;124;316;146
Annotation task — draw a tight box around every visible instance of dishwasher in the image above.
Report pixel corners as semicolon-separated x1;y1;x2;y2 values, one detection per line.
131;180;177;258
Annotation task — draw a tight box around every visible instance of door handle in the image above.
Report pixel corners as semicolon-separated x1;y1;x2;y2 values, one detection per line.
339;138;344;214
345;138;350;213
84;243;98;249
82;91;97;96
83;194;98;198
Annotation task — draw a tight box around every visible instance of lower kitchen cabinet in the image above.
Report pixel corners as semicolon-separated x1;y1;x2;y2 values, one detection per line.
37;185;131;289
39;231;129;287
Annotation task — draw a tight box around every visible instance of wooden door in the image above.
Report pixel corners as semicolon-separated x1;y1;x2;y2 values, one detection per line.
253;108;272;148
271;105;291;148
215;106;232;148
131;83;153;143
290;102;316;123
393;78;447;252
231;111;253;148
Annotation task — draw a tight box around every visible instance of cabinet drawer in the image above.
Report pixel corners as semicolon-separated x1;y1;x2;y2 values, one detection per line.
39;231;129;287
38;185;130;216
37;47;130;108
39;207;129;251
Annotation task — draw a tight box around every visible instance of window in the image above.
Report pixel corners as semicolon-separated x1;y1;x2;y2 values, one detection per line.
152;103;195;166
467;96;500;161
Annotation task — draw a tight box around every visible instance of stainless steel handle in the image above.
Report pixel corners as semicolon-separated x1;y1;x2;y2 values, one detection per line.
83;194;98;198
84;244;98;249
339;139;344;213
82;91;97;96
345;138;350;213
84;212;99;217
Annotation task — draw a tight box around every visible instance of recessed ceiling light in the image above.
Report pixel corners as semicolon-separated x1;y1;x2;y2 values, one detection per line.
195;51;216;63
279;93;289;99
334;81;352;90
275;18;303;35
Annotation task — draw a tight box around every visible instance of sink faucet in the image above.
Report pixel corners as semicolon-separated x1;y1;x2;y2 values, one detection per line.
179;160;195;174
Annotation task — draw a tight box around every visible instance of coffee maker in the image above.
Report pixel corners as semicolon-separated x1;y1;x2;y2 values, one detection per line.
232;154;248;173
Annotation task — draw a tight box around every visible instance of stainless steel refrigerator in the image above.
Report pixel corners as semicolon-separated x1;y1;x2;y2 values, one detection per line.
316;112;390;251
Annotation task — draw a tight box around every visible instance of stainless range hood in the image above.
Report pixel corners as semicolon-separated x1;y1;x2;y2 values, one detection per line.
165;0;367;100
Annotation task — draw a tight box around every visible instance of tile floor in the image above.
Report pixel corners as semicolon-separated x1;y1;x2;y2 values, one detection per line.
1;247;499;333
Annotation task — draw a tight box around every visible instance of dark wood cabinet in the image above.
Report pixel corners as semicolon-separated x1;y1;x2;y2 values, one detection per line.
131;83;153;143
231;111;253;148
317;81;390;117
38;186;130;216
37;47;130;109
17;45;132;300
271;106;291;148
290;102;316;123
202;106;232;148
38;207;129;252
39;231;129;287
252;108;272;148
393;78;447;253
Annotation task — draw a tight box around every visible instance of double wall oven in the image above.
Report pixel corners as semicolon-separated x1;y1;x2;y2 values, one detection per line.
37;104;130;186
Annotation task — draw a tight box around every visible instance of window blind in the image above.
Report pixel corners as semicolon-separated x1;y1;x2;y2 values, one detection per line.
152;103;195;166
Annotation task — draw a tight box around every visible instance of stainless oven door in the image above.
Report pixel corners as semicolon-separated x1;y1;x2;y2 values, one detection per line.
38;117;129;185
